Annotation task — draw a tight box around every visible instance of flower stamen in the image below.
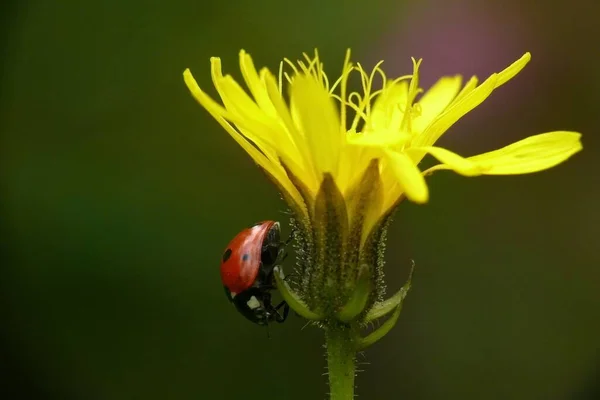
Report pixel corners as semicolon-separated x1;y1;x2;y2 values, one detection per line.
339;56;352;134
399;58;423;133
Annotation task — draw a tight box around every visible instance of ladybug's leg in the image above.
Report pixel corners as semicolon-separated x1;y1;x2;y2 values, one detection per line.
263;229;295;265
261;261;294;289
279;227;297;257
259;254;287;286
284;229;297;246
282;268;301;283
268;243;288;265
278;250;288;263
274;229;297;266
258;264;277;288
273;301;289;323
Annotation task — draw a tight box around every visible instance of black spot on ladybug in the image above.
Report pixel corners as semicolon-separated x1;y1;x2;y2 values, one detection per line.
242;253;250;262
222;248;232;263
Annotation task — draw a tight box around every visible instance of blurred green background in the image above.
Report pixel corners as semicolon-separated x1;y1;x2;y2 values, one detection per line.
1;0;599;399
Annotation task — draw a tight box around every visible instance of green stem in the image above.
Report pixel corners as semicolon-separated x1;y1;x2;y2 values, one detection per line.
325;323;356;400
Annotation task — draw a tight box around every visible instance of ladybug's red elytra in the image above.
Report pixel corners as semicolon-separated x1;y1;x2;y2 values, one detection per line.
220;220;291;326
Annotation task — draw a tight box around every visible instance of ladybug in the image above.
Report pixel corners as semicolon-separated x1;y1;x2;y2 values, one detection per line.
220;221;290;326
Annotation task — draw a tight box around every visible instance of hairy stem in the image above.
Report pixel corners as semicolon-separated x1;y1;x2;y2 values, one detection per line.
326;323;356;400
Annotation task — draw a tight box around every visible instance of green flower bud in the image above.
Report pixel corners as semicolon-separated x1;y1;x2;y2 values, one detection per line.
273;159;412;347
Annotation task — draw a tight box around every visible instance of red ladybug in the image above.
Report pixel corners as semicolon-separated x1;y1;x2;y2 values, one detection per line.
220;221;290;325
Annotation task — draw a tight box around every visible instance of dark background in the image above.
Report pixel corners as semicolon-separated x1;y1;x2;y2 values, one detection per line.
1;0;599;399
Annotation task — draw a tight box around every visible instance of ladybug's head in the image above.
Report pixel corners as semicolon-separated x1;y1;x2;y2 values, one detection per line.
227;287;272;326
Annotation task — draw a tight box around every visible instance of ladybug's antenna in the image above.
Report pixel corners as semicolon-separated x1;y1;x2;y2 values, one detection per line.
265;323;271;339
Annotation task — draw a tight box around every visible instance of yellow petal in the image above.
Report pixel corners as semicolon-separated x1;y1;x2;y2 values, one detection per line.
412;53;531;149
209;58;277;138
239;50;277;116
211;57;279;135
422;131;582;176
494;52;531;88
184;69;266;163
183;69;304;208
467;131;582;174
185;63;272;141
183;68;229;117
184;67;281;165
213;75;270;126
412;75;463;133
290;74;342;177
411;74;498;149
407;146;488;176
336;140;375;194
385;150;429;203
369;81;408;132
209;58;307;171
263;69;318;187
451;76;479;104
212;76;286;159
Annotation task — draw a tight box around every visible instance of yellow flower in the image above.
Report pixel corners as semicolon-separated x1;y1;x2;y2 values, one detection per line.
183;50;582;237
183;50;583;369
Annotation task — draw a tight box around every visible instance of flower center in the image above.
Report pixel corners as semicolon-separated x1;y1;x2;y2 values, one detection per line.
278;50;422;146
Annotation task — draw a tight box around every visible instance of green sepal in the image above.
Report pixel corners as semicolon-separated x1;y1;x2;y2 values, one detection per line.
273;266;324;321
279;160;315;295
356;301;403;351
310;173;349;314
336;264;371;322
279;159;315;225
365;260;414;322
